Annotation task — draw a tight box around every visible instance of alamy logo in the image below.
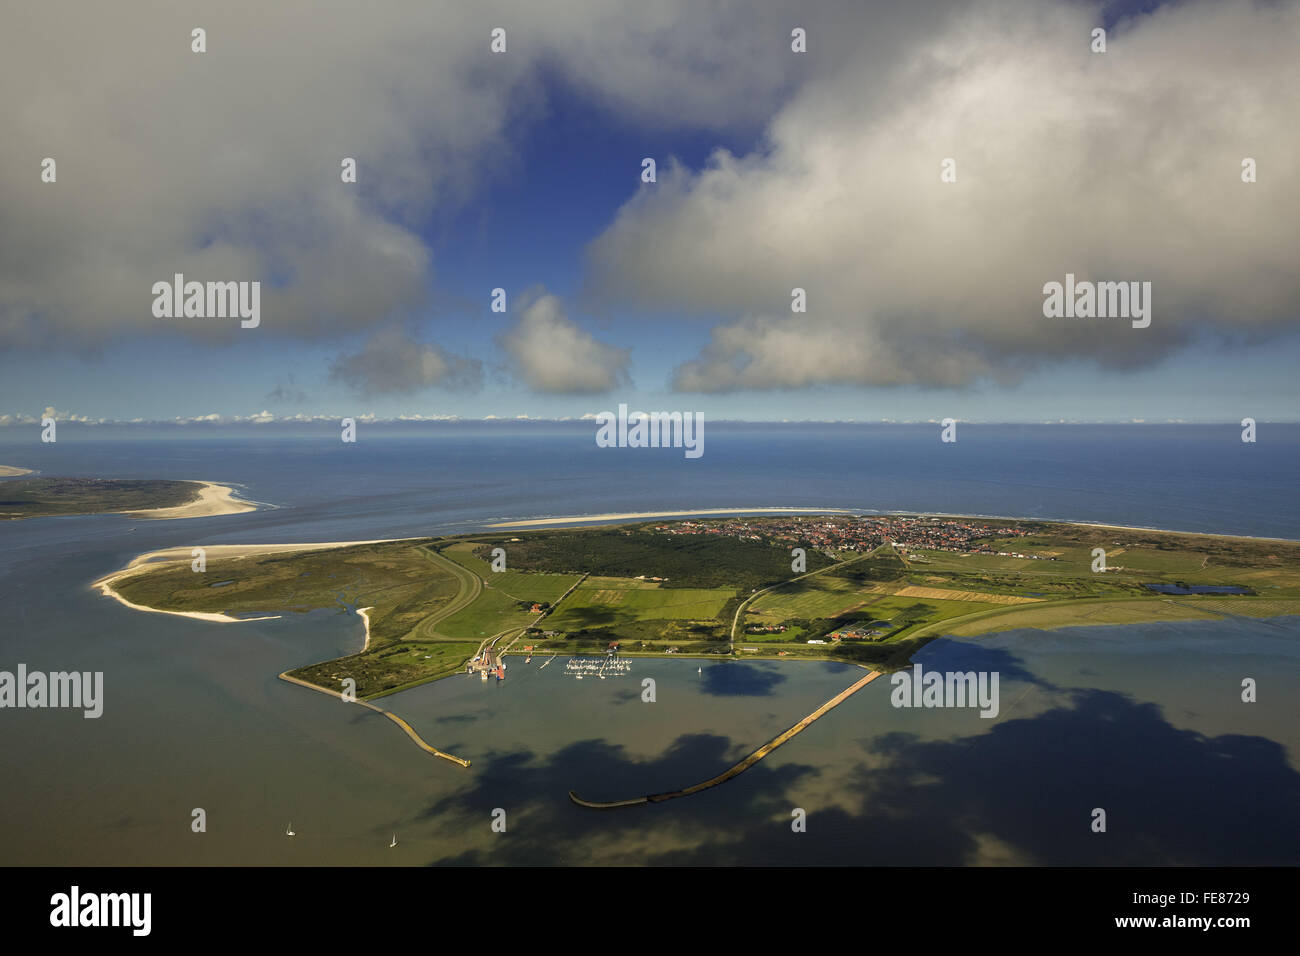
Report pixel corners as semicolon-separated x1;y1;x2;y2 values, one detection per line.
595;403;703;459
151;273;260;328
0;665;102;718
890;663;999;718
1042;273;1151;328
50;886;150;936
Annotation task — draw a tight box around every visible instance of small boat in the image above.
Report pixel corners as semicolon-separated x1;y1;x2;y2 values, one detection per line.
698;666;702;674
286;822;295;837
576;674;583;680
389;834;397;848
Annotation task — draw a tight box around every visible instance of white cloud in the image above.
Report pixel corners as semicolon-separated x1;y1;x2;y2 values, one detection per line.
330;327;483;395
0;0;800;350
584;0;1300;391
500;293;630;394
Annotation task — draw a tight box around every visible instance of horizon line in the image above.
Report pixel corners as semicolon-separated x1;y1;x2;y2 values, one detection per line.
0;417;1293;428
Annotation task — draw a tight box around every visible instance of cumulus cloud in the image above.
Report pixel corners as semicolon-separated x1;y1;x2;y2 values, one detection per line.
583;0;1300;391
0;0;803;350
41;405;96;422
500;293;630;393
330;327;482;395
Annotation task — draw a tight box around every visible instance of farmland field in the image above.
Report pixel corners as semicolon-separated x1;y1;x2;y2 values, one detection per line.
544;577;734;630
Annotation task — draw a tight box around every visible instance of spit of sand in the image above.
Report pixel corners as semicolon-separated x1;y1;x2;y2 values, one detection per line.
126;481;258;520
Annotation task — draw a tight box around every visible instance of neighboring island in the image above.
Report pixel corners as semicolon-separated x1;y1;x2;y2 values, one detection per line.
0;477;254;520
97;513;1300;702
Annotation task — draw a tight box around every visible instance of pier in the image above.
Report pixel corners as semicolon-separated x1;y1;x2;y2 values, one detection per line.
278;672;471;768
569;668;882;809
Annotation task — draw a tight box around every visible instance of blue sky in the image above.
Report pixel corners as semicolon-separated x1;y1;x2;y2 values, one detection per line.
1;0;1296;424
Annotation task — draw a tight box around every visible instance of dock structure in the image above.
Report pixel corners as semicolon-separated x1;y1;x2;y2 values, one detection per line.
570;668;882;809
278;672;471;768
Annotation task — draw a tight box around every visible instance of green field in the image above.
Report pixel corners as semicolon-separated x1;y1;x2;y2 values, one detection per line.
292;640;483;698
545;577;735;631
439;541;582;603
749;576;879;622
432;541;583;641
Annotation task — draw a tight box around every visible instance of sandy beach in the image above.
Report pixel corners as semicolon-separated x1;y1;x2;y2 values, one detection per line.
357;607;375;651
116;538;414;569
0;465;33;477
94;577;281;624
489;507;856;528
126;481;258;520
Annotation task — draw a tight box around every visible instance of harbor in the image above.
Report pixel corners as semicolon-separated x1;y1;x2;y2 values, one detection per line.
563;657;633;680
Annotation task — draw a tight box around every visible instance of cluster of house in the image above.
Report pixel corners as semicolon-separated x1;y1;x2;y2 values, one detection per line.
650;514;1036;556
827;622;890;642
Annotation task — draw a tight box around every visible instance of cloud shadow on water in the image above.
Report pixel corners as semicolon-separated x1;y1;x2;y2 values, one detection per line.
700;660;788;697
411;684;1300;866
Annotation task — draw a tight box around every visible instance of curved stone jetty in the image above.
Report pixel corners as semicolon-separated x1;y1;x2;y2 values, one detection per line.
570;668;882;809
278;672;471;768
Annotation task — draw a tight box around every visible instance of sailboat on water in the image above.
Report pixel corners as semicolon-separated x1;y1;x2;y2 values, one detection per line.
389;834;398;848
286;822;296;837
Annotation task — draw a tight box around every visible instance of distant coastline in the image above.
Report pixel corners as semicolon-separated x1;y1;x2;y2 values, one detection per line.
489;507;856;528
0;476;259;521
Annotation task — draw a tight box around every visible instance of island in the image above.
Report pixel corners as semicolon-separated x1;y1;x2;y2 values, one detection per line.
91;512;1300;792
0;477;254;520
97;513;1300;700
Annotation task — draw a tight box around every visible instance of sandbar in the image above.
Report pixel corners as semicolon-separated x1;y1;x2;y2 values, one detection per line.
0;465;33;477
126;481;258;520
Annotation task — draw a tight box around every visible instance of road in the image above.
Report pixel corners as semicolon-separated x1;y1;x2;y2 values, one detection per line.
730;543;892;650
407;547;484;641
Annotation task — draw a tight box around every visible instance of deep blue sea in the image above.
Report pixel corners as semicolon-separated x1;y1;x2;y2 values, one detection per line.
0;422;1297;865
3;421;1298;540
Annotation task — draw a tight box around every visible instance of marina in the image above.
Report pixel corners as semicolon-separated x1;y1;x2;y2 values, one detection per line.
563;657;633;679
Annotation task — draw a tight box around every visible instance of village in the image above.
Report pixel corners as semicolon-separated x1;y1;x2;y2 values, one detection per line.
650;513;1041;557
